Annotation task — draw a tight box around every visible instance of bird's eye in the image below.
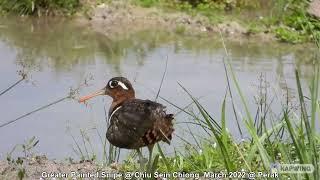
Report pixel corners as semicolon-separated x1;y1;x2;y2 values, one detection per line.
109;80;118;88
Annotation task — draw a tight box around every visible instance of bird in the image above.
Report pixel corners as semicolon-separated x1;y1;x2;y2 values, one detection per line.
78;77;174;168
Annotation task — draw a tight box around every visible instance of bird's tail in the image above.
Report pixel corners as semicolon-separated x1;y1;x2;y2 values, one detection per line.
165;114;174;121
160;114;174;144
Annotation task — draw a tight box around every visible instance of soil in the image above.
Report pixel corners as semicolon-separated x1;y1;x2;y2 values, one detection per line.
0;155;119;180
77;1;275;42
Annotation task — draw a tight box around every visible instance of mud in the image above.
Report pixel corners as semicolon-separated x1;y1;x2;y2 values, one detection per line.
77;1;275;41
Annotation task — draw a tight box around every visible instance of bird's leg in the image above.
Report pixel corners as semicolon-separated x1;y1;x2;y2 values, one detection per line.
147;144;154;171
136;148;147;171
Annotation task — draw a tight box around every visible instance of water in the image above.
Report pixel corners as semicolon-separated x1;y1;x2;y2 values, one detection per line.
0;17;317;160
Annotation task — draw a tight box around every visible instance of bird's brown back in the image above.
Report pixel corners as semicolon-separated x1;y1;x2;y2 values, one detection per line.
106;99;174;149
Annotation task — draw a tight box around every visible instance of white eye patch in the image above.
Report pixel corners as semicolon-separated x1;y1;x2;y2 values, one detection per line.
109;80;128;90
118;81;128;90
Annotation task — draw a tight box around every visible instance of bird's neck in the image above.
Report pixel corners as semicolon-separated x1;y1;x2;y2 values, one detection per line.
109;94;134;116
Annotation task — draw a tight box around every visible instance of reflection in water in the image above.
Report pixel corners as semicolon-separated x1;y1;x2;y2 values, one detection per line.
0;17;318;160
0;17;317;74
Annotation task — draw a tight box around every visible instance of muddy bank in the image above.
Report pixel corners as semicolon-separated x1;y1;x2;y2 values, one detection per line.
77;1;275;42
0;156;118;180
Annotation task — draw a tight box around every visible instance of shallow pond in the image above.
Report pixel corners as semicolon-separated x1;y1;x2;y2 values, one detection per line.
0;17;318;160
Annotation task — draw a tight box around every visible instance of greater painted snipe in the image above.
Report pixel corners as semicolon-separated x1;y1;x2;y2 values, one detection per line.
79;77;174;168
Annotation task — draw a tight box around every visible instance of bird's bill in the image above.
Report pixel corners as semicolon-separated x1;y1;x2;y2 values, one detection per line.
78;89;105;103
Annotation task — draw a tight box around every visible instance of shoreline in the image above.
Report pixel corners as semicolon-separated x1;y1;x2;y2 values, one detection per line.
76;1;276;43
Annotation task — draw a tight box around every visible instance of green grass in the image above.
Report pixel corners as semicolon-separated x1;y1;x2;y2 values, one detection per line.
173;71;314;178
273;0;320;44
115;32;320;180
114;63;319;178
132;0;320;43
133;0;160;8
0;0;80;16
1;0;319;43
109;68;319;179
2;1;318;177
3;32;319;179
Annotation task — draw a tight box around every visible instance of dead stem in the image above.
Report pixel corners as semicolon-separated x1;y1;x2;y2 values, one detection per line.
0;75;93;128
0;72;27;97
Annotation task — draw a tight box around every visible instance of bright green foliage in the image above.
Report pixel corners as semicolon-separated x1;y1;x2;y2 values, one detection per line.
133;0;160;7
274;0;320;43
133;0;320;43
0;0;80;16
116;34;320;178
117;55;320;178
171;0;260;9
148;60;319;179
275;27;306;43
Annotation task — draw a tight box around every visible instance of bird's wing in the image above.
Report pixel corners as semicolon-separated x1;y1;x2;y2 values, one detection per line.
117;99;165;136
107;99;166;148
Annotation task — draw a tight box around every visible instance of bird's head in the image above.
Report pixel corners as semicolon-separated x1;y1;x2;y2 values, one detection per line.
78;77;135;103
